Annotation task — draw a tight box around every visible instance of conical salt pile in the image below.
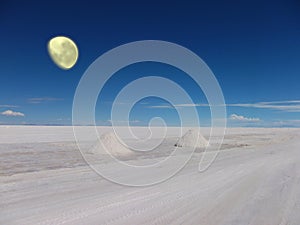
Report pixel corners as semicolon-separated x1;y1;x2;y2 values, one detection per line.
90;132;133;156
175;129;209;148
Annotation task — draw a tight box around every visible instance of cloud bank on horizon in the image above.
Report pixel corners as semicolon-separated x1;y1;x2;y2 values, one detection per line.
1;98;300;127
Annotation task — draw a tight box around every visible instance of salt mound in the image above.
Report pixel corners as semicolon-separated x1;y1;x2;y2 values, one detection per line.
90;132;132;156
175;129;209;148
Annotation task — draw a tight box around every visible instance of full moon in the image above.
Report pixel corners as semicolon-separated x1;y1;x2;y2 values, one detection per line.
47;36;78;70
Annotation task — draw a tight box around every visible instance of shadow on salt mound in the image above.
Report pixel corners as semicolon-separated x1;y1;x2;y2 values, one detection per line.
175;129;209;148
89;132;133;156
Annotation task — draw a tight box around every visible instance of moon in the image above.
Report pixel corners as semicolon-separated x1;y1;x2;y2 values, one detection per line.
47;36;78;70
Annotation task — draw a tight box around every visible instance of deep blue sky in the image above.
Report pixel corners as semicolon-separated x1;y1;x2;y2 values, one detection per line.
1;0;300;126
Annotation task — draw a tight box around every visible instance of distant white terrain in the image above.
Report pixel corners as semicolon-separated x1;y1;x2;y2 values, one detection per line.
1;126;300;225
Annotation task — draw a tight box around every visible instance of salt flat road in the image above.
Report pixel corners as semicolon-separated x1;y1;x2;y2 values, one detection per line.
1;128;300;225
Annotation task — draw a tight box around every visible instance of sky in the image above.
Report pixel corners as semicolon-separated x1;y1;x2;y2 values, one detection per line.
0;0;300;127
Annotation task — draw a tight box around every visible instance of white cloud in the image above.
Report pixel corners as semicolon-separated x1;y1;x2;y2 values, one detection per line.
0;105;18;108
146;100;300;112
108;119;140;124
146;105;174;109
147;103;209;109
27;97;63;104
230;114;260;122
1;110;25;117
228;100;300;112
174;103;210;107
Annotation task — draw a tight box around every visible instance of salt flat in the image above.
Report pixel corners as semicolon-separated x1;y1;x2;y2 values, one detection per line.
1;126;300;225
